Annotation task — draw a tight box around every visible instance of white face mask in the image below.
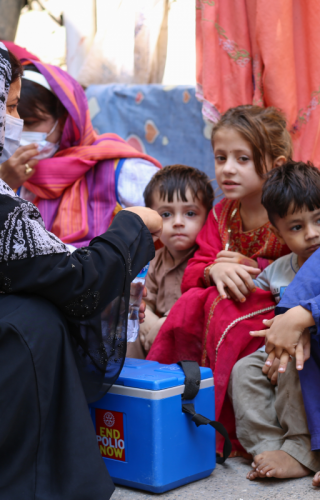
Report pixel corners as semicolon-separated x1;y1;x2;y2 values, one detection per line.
20;120;60;160
0;114;24;164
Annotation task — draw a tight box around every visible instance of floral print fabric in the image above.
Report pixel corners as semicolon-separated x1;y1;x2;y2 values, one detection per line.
196;0;320;167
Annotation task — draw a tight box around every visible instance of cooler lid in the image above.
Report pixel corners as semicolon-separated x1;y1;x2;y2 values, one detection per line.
113;358;213;390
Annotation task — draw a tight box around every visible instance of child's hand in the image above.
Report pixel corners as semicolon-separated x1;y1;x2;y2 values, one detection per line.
214;251;259;269
262;357;280;385
209;262;261;302
138;288;147;324
139;306;160;348
264;328;311;374
296;328;311;369
250;306;315;365
143;316;166;351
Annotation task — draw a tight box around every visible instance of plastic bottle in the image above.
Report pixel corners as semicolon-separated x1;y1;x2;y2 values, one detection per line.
127;263;149;342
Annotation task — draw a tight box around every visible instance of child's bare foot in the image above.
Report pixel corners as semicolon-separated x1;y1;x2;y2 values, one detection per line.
312;471;320;486
246;450;311;480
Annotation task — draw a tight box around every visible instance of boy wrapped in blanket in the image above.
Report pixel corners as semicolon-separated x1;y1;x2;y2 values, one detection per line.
230;161;320;482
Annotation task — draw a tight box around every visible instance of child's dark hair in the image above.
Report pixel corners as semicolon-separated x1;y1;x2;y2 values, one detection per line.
211;105;293;177
144;164;214;213
262;160;320;226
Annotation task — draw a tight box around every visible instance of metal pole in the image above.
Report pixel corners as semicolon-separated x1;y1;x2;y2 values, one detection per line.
0;0;25;41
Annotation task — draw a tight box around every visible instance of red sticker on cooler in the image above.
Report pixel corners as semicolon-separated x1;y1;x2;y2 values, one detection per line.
95;409;126;461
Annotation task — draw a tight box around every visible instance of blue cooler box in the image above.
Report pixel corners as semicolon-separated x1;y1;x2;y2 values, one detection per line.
89;358;215;493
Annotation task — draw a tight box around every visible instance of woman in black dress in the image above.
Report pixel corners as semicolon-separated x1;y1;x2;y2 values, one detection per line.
0;43;162;499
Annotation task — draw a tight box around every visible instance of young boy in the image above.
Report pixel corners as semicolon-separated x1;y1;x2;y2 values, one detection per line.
229;160;320;482
126;165;214;359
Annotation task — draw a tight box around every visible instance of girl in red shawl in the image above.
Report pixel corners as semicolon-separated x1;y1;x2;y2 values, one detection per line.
147;105;293;455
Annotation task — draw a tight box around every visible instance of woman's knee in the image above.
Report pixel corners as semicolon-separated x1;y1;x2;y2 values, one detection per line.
3;295;69;353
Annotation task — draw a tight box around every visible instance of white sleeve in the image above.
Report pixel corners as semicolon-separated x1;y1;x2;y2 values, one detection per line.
66;244;77;253
253;267;271;291
254;273;269;351
117;158;159;208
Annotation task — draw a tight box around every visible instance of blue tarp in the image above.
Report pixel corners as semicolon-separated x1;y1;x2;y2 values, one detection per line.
85;84;217;191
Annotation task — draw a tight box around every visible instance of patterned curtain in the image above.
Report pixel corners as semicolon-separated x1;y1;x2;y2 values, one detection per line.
196;0;320;166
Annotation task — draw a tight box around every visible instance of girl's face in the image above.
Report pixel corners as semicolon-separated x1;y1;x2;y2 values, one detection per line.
214;127;270;201
23;112;62;143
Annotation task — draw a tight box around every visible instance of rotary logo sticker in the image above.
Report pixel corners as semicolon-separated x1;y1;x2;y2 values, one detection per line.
95;409;126;461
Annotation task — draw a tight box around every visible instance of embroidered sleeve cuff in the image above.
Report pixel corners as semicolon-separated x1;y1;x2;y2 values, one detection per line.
204;263;215;287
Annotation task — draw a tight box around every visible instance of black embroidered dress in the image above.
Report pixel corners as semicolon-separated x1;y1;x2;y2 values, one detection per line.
0;189;154;498
0;42;156;499
0;42;158;499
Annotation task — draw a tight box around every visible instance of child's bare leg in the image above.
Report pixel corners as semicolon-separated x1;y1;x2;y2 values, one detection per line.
228;351;284;455
312;471;320;486
247;357;320;480
247;451;310;480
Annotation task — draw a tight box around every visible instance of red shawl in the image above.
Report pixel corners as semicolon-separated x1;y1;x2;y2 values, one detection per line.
147;198;290;455
19;59;161;245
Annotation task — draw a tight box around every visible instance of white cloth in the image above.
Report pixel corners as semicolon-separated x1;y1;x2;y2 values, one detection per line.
254;253;299;304
19;157;158;209
117;158;158;208
75;0;168;86
66;244;77;253
254;253;299;352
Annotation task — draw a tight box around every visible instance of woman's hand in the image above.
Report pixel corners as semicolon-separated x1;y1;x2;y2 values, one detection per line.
0;144;39;189
209;262;261;301
124;207;162;238
214;251;259;268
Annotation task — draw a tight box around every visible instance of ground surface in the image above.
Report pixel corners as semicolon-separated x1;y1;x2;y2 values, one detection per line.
112;457;319;500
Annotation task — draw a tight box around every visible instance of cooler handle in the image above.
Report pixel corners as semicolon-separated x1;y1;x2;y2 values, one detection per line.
178;360;201;400
178;360;232;464
182;403;232;464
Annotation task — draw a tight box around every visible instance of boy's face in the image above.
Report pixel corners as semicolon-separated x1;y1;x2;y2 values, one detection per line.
272;206;320;267
151;188;207;261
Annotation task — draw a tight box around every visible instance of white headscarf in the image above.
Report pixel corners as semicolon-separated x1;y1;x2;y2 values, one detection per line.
0;44;69;262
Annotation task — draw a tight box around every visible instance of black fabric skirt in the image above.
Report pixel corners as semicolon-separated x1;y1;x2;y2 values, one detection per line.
0;294;114;500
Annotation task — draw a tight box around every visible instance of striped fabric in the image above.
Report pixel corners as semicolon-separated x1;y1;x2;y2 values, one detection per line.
22;60;161;245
